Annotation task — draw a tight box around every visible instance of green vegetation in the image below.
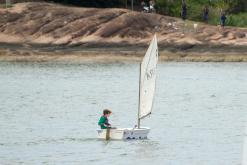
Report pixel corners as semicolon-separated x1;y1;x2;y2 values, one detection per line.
2;0;247;27
0;4;13;8
225;13;247;27
155;0;247;27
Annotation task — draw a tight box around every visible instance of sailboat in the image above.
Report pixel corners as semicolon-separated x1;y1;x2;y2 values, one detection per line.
97;34;159;140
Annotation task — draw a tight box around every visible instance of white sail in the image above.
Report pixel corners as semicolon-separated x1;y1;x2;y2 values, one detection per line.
139;34;159;119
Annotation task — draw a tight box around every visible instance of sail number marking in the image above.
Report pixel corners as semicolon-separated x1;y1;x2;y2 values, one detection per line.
146;68;156;80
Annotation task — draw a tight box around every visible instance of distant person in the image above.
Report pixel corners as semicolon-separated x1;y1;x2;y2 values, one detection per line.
181;1;187;21
149;0;155;13
220;12;227;28
142;1;149;13
98;109;112;129
203;6;209;23
141;1;145;9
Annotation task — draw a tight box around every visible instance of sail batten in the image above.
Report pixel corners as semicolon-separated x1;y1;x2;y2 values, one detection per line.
138;34;158;120
139;112;152;120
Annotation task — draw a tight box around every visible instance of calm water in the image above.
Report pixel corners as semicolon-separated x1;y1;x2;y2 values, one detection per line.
0;62;247;165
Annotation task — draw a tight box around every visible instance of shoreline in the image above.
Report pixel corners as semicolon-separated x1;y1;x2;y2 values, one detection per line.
1;47;247;62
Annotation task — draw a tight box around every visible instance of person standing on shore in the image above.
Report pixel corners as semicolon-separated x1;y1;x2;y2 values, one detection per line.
220;12;227;28
149;0;155;13
141;1;145;10
181;0;187;34
181;0;187;21
203;6;209;23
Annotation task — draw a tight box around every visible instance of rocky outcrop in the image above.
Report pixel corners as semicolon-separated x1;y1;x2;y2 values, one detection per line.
0;2;247;55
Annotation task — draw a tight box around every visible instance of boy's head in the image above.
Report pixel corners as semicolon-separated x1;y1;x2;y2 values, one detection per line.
103;109;112;117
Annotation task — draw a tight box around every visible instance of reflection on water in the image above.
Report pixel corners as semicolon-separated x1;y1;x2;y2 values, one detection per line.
0;62;247;165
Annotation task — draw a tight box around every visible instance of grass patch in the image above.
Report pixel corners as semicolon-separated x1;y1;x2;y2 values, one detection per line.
156;0;247;27
0;4;13;8
227;13;247;27
208;12;247;27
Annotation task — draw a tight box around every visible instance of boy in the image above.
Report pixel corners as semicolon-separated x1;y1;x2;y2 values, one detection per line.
98;109;112;129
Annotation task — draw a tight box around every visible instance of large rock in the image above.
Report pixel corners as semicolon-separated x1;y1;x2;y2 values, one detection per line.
0;2;246;53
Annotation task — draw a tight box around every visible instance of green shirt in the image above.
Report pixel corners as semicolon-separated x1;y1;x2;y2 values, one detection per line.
98;116;110;129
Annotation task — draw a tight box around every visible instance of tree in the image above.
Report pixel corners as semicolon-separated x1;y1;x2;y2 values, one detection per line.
51;0;125;8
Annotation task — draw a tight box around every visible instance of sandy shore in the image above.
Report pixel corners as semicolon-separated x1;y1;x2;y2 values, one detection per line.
1;45;247;62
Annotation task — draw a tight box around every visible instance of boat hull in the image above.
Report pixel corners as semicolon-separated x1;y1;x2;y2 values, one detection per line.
97;127;150;140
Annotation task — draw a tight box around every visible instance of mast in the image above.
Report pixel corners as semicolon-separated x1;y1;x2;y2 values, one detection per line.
137;63;141;129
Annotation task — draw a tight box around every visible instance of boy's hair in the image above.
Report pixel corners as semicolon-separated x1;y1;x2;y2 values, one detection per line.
103;109;112;115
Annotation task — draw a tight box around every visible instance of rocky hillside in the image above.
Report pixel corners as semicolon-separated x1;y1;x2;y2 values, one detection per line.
0;2;247;53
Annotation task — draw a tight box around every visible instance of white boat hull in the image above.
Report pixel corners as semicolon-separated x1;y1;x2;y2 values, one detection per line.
97;127;150;140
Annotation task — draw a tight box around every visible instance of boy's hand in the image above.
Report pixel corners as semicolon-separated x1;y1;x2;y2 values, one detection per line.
104;124;111;127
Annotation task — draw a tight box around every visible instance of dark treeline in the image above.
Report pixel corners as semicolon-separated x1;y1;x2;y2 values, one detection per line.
49;0;130;8
0;0;128;7
4;0;246;12
51;0;119;7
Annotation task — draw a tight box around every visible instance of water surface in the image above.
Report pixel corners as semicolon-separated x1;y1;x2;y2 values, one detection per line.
0;62;247;165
